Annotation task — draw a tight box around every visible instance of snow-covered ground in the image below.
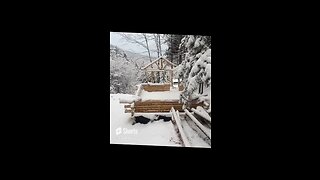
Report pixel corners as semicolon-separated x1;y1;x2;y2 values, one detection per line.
110;93;211;148
110;94;181;147
139;87;180;101
110;93;140;103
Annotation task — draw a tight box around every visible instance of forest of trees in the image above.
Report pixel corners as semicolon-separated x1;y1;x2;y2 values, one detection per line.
164;34;184;65
110;33;212;107
110;45;147;94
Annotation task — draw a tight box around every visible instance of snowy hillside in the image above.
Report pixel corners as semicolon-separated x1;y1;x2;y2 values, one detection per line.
110;44;154;68
110;45;153;94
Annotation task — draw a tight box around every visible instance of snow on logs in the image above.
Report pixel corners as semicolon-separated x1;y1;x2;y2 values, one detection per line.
191;107;211;123
171;107;191;147
184;109;211;139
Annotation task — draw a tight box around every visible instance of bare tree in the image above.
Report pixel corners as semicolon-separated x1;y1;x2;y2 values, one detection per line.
152;34;164;58
142;33;152;62
120;33;152;62
119;32;166;61
158;34;162;56
153;34;160;57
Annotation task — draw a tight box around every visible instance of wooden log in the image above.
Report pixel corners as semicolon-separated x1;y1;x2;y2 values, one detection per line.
136;110;165;112
171;107;191;147
134;109;184;113
134;106;183;109
203;101;209;107
135;102;182;105
142;84;171;92
135;109;183;112
184;116;211;146
135;108;182;111
134;105;183;108
135;105;183;108
140;100;180;103
191;107;211;123
140;100;179;102
135;104;182;107
119;99;133;104
124;105;132;108
197;106;211;118
135;107;183;110
184;109;211;139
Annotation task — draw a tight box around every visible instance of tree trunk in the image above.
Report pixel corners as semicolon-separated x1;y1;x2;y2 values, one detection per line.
170;34;173;62
158;34;162;56
143;34;152;62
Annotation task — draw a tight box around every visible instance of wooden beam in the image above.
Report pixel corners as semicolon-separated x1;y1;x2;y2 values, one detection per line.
119;99;136;104
184;109;211;139
191;107;211;123
171;107;191;147
124;105;131;108
134;109;184;113
135;109;170;112
145;70;165;72
142;84;171;92
203;101;209;107
139;100;179;103
135;102;182;105
135;104;182;107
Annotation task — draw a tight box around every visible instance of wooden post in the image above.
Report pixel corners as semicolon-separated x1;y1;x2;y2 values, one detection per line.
145;71;147;82
170;71;173;87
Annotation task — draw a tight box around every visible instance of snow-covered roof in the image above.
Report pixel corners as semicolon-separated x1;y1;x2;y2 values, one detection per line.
141;56;177;70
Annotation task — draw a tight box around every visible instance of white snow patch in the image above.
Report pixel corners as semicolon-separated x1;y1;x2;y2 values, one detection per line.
140;89;180;101
111;94;140;103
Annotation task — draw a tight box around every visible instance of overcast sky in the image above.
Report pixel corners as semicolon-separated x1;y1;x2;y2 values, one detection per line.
110;32;167;57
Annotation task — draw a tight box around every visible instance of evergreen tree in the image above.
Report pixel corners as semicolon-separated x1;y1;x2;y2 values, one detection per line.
177;35;211;105
165;34;184;64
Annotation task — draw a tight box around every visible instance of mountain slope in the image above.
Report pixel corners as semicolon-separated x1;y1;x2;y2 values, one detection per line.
110;44;155;69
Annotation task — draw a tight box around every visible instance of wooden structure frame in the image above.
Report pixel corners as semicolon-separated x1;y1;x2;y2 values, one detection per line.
141;56;177;86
